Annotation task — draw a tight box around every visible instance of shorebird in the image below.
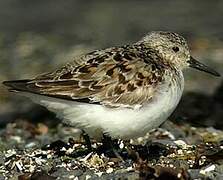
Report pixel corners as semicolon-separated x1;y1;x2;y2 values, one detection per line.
3;31;220;141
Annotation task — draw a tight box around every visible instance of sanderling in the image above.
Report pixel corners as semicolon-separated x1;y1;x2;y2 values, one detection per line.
3;31;220;141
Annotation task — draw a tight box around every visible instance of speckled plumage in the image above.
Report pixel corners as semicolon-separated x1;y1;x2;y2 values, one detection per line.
3;31;220;139
29;45;166;108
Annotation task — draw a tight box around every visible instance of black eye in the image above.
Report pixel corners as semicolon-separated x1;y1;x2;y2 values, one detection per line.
172;46;179;52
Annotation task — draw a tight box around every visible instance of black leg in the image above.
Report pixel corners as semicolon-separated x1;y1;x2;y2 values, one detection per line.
82;131;92;151
102;134;124;161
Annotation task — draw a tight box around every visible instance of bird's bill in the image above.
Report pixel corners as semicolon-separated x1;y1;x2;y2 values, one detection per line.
188;56;220;77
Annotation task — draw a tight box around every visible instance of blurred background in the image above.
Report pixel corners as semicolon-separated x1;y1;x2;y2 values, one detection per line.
0;0;222;128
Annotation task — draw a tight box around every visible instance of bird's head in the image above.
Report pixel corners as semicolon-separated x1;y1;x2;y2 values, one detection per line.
139;31;220;77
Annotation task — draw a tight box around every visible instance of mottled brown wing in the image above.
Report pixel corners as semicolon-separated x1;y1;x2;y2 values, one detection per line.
4;48;165;107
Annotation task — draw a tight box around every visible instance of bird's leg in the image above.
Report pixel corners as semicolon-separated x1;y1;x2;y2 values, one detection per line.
125;143;141;162
102;134;124;162
81;131;92;151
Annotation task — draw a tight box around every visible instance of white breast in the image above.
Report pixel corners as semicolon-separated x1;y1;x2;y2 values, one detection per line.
21;72;184;140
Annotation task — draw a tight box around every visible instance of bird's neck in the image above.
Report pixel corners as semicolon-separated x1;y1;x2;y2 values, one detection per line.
134;43;178;72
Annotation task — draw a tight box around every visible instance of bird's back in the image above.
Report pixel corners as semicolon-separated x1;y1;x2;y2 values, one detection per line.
3;44;168;109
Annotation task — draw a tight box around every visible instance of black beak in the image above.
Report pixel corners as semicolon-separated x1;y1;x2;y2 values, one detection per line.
188;56;220;77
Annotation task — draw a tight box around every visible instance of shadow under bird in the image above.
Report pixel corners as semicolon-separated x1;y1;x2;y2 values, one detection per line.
3;31;220;141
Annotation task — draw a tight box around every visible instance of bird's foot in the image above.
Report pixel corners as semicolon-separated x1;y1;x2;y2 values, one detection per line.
96;135;124;162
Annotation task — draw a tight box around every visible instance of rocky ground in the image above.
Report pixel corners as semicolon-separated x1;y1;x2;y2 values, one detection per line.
1;120;223;180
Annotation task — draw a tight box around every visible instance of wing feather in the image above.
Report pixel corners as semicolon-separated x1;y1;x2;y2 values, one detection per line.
3;46;165;107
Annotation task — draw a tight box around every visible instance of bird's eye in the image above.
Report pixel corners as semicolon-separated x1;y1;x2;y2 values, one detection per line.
172;46;179;53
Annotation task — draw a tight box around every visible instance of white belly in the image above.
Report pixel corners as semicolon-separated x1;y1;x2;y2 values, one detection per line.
21;73;184;140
